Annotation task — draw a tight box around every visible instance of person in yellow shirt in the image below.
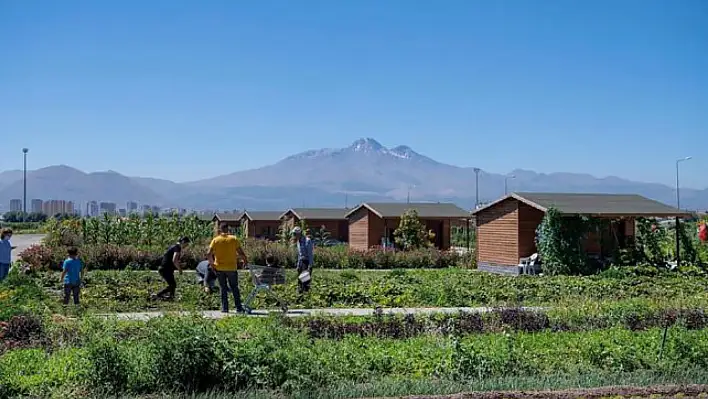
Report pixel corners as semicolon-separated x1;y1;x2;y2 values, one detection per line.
208;223;248;313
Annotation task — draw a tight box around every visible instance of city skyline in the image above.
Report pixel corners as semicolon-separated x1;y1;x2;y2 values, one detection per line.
4;198;171;216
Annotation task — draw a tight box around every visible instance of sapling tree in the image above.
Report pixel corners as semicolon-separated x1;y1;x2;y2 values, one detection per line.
394;209;430;250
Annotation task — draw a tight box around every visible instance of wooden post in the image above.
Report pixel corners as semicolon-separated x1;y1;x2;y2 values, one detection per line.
466;218;470;251
675;216;681;268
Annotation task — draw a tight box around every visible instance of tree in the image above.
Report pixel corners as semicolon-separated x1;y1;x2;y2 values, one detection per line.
393;209;430;250
2;211;23;222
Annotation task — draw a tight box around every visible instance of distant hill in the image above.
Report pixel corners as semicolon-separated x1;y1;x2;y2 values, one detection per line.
0;139;706;212
0;170;23;190
0;165;171;209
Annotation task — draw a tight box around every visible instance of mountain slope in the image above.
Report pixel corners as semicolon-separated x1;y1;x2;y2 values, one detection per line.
0;139;706;212
0;166;171;208
0;170;23;190
188;138;476;197
187;138;707;210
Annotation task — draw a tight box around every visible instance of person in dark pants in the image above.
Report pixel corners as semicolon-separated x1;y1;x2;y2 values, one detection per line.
292;227;313;294
208;223;248;313
60;247;84;305
153;237;190;300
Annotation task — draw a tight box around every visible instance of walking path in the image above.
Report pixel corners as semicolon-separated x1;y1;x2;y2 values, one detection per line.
10;234;45;262
99;306;544;321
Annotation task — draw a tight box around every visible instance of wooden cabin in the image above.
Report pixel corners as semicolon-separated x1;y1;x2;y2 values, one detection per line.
345;202;470;251
472;192;690;275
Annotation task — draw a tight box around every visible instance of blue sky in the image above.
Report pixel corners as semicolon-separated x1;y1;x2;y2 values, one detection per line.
1;0;706;188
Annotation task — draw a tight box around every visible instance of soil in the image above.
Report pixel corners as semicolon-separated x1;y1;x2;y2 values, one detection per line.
370;384;708;399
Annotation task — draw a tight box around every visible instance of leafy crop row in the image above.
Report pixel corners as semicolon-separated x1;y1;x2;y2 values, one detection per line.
20;267;708;313
1;314;707;397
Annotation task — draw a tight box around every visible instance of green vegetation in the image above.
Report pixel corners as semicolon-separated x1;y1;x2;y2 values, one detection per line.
9;267;708;313
536;209;708;275
2;211;49;223
393;209;433;250
20;214;471;271
1;312;708;398
2;261;708;397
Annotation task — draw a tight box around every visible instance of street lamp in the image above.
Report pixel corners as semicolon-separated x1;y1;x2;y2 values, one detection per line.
407;184;416;204
504;174;516;195
675;156;692;268
473;168;481;208
676;156;692;210
22;148;28;221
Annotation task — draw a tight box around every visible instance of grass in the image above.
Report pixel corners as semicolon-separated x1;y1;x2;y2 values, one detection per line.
75;370;708;398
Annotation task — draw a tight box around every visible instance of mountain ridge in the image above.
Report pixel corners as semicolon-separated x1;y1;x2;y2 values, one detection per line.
0;138;706;212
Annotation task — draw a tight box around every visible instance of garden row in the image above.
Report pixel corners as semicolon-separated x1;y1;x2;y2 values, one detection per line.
1;313;707;397
3;266;708;316
19;240;470;271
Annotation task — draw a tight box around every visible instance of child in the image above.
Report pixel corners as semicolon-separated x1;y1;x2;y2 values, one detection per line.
60;247;84;305
0;228;15;282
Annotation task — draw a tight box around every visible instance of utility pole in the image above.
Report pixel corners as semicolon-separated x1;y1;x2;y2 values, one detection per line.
473;168;481;208
504;174;516;195
22;148;28;221
675;156;692;268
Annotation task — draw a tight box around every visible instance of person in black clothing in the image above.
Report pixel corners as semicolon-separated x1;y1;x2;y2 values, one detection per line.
152;237;191;300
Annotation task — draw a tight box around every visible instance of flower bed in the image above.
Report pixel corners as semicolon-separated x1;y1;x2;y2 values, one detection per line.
18;240;472;271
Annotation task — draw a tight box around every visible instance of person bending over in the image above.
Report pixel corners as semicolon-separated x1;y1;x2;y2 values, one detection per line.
153;236;190;300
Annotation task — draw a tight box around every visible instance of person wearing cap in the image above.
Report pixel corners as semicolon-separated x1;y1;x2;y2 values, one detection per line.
292;226;314;294
152;236;190;300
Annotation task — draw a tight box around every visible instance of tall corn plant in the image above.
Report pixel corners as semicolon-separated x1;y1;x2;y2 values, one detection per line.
99;213;114;245
125;214;142;245
142;212;157;247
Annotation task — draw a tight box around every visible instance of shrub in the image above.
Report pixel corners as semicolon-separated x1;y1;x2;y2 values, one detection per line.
0;272;55;321
20;240;465;271
87;339;129;393
148;316;227;392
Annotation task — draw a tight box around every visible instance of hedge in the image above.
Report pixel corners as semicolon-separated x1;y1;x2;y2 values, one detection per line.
18;240;473;271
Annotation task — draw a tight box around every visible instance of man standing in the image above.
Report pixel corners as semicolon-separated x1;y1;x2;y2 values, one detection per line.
208;223;248;313
153;236;190;300
292;227;314;294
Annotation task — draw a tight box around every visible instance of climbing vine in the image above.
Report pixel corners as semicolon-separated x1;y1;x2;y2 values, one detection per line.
535;208;591;275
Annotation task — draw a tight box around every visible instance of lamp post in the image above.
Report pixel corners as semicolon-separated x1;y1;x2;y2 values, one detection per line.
407;184;416;204
504;174;516;195
22;148;28;221
675;156;692;268
473;168;481;208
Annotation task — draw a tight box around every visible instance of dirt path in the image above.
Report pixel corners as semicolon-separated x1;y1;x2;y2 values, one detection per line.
370;384;708;399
